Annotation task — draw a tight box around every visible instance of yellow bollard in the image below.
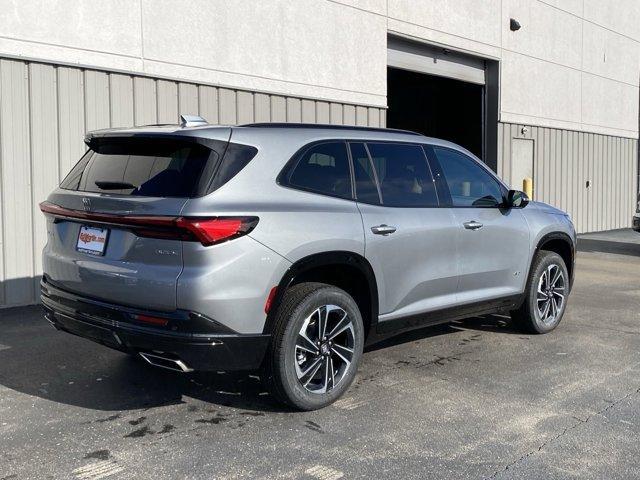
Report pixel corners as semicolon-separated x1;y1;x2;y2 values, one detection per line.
522;177;533;199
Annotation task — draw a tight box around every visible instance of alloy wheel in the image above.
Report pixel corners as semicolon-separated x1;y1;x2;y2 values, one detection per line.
294;305;355;394
536;263;566;325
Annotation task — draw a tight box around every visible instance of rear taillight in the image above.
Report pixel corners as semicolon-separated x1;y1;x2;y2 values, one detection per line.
176;217;257;246
39;201;258;246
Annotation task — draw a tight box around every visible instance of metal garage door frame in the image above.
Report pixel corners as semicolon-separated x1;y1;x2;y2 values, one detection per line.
386;36;499;171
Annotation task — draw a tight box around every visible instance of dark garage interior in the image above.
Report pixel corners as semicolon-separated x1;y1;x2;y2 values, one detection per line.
386;67;484;159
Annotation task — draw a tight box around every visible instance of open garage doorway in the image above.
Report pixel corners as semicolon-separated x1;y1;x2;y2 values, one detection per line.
387;67;483;158
386;37;498;169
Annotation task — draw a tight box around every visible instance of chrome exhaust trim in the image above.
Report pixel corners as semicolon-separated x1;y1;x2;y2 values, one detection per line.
139;352;193;373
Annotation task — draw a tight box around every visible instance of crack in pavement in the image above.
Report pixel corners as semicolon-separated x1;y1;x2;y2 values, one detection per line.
485;385;640;479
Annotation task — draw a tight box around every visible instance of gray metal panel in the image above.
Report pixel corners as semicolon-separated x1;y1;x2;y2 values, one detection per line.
330;103;343;125
133;76;157;126
0;54;443;307
0;59;33;305
316;101;330;123
198;85;219;124
178;82;198;116
110;74;134;127
356;106;368;126
270;95;286;122
237;91;254;124
343;105;356;125
84;70;110;131
286;97;301;123
29;63;59;297
368;107;380;127
157;80;178;124
254;93;270;122
301;99;315;123
498;121;638;234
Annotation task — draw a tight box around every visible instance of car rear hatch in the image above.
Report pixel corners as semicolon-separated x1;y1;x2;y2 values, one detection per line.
41;128;231;311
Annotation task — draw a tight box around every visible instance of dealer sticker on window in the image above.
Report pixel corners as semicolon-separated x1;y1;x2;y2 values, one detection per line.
76;225;109;256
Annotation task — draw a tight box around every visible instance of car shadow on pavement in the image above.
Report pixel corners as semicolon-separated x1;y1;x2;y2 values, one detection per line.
0;306;286;413
1;306;521;413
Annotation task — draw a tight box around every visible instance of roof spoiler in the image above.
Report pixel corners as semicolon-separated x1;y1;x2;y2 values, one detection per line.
180;114;208;128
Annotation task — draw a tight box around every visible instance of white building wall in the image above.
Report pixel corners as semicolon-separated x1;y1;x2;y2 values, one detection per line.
0;0;638;137
0;0;638;308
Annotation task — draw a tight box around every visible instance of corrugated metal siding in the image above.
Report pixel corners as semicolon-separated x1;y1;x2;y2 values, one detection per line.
498;122;638;234
0;58;386;308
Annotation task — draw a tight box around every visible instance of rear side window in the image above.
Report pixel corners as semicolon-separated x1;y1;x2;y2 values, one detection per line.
366;143;438;207
209;142;258;192
349;143;381;205
282;142;352;199
60;138;256;197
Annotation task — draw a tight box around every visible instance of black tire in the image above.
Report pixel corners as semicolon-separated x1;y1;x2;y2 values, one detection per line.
264;282;364;411
511;251;569;334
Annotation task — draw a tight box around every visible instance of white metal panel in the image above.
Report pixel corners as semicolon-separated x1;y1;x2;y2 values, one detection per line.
387;37;486;85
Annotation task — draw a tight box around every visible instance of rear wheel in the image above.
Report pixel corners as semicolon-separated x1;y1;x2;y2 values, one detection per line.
265;282;364;410
511;251;569;334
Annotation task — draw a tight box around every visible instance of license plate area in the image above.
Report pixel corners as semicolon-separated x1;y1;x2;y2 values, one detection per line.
76;225;109;256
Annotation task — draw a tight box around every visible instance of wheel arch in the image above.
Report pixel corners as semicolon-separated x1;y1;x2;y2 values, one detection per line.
534;232;575;288
262;251;379;340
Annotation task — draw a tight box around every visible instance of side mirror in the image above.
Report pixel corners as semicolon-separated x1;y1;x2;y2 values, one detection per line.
507;189;529;209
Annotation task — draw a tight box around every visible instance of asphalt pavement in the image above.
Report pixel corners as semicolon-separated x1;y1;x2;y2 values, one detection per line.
1;230;639;479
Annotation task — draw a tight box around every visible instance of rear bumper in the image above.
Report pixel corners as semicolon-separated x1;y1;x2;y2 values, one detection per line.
633;214;640;232
40;279;270;371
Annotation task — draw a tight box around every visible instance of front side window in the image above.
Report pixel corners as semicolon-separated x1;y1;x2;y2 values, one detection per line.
366;143;438;207
283;142;352;199
432;147;504;207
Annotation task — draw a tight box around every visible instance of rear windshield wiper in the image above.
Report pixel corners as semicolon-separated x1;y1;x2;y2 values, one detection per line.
94;180;137;190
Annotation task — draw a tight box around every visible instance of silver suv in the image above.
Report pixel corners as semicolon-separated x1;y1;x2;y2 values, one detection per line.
40;117;575;410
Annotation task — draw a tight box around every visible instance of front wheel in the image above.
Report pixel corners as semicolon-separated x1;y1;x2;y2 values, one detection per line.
264;282;364;410
511;251;569;334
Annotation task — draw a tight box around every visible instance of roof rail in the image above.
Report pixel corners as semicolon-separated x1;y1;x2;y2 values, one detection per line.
240;122;423;136
180;114;208;127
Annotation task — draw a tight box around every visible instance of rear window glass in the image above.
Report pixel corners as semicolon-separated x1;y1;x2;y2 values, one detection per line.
60;138;256;197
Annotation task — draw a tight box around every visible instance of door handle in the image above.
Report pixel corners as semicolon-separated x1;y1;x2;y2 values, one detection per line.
371;224;397;235
463;220;483;230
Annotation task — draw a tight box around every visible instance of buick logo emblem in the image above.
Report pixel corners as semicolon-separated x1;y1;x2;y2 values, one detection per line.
82;197;92;212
